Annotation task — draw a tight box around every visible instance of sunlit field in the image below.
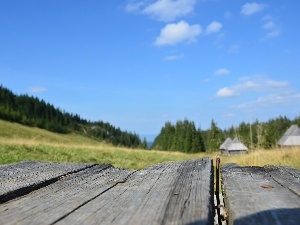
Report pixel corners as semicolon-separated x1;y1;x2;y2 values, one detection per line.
0;120;299;170
219;147;300;169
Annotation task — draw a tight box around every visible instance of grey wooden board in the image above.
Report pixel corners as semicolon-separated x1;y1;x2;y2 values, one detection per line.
0;158;213;225
56;158;213;225
221;164;300;225
0;161;96;203
264;165;300;196
0;164;135;225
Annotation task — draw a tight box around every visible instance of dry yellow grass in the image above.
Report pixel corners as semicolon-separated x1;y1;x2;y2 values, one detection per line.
218;147;300;169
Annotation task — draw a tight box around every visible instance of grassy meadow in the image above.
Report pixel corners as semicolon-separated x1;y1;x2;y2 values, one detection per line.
0;120;299;170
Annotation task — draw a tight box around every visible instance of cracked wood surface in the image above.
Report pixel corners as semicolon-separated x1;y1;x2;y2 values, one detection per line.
0;158;213;225
221;164;300;225
0;161;97;203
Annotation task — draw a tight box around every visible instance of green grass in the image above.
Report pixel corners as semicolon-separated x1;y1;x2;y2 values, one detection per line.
0;120;102;145
0;120;206;169
0;143;207;170
0;119;299;170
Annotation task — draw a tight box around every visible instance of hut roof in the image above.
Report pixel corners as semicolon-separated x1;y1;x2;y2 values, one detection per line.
277;124;300;146
220;138;232;150
227;138;248;151
220;137;248;151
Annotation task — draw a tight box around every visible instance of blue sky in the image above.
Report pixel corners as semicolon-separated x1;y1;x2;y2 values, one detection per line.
1;0;300;141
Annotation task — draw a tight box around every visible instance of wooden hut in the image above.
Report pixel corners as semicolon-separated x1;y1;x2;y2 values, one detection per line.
220;138;232;155
277;124;300;147
220;137;248;156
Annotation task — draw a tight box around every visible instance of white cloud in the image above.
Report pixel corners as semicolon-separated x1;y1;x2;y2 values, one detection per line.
233;93;300;109
216;77;289;98
125;1;145;12
155;20;201;46
127;0;196;22
206;21;222;34
164;54;184;61
241;2;266;16
27;86;47;93
261;16;280;40
216;87;237;97
234;80;260;90
264;29;280;39
215;68;230;75
265;79;288;88
263;21;275;30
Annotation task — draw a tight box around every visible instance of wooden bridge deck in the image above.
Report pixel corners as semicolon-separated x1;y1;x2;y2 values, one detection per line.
221;164;300;225
0;159;299;225
0;159;214;225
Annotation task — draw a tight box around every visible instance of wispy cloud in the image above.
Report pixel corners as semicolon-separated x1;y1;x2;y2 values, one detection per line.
215;76;289;98
224;11;232;19
205;21;222;34
126;0;196;22
125;1;146;12
228;44;240;54
215;68;230;75
27;86;47;93
241;2;266;16
261;16;280;41
223;113;235;118
263;21;275;30
164;54;184;61
216;87;237;97
233;93;300;109
155;20;201;46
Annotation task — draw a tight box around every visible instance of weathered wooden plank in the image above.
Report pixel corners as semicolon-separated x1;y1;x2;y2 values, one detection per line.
221;164;300;225
59;163;181;225
0;158;213;225
162;158;214;225
0;161;96;203
264;165;300;196
56;158;214;225
0;164;135;225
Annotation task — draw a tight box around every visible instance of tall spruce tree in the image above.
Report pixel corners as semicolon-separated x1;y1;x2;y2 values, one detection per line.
208;119;222;152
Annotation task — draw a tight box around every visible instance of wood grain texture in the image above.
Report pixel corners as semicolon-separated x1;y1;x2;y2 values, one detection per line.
57;158;213;225
0;161;96;203
221;164;300;225
0;158;213;225
0;164;135;225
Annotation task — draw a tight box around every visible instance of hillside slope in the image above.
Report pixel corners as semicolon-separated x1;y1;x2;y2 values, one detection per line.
0;119;202;169
0;85;146;148
0;119;104;146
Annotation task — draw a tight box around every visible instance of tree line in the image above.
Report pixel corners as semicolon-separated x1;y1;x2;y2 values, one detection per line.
152;117;300;153
221;116;300;150
0;85;146;149
151;120;206;153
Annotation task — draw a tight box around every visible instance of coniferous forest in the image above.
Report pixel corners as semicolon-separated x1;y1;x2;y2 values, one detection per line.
0;85;146;149
1;85;299;152
151;120;206;153
152;117;300;152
